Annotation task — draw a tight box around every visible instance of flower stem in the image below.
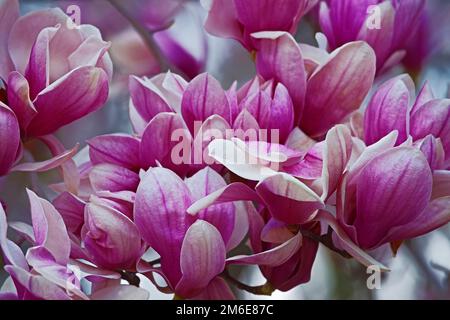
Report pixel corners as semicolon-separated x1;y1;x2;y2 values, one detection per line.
222;270;275;296
120;270;141;287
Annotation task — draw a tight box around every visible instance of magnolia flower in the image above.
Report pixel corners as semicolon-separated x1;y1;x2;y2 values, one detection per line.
135;166;302;299
3;3;111;138
202;0;318;50
0;1;111;177
253;32;376;137
0;190;148;300
319;0;426;73
364;74;450;169
336;136;450;251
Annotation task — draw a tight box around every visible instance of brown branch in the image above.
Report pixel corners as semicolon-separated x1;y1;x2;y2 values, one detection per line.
106;0;175;72
300;227;352;259
119;270;141;287
222;270;275;296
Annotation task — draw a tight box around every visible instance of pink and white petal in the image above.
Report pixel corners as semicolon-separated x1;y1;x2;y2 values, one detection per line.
176;220;226;298
285;127;316;152
207;138;278;181
68;36;111;71
0;103;20;176
321;125;353;200
227;233;301;267
0;205;28;269
253;31;306;123
11;143;78;173
52;192;85;235
91;285;149;300
181;73;231;133
6;71;37;131
191;276;235;300
134;167;192;285
26;189;71;265
8;8;68;74
129;75;173;123
301;42;376;137
226;201;249;251
432;170;450;200
26;66;109;137
316;210;389;271
89;163;140;193
187;182;260;215
185;167;235;245
256;173;324;225
25;26;59;99
0;0;19;79
140;112;192;177
88;134;141;171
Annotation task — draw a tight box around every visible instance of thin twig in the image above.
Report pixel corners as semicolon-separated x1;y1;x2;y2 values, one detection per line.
222;270;275;296
119;270;141;287
106;0;171;71
300;227;352;259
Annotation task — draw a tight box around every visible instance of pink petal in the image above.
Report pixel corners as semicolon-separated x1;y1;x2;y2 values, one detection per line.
129;75;173;123
354;147;432;249
185;167;235;246
8;8;68;74
432;170;450;200
321;125;353;200
12;143;78;173
89;163;140;193
25;26;59;99
181;73;231;133
187;182;260;215
6;71;37;131
316;210;389;271
175;220;226;298
88;134;141;171
52;192;86;236
0;0;19;79
139;112;192;177
253;31;306;123
256;173;324;224
91;285;149;300
191;276;235;300
203;0;241;44
26;189;71;265
227;233;302;266
0;103;20;176
364;74;414;145
134;167;192;286
83;200;142;270
301;41;376;138
26;66;109;137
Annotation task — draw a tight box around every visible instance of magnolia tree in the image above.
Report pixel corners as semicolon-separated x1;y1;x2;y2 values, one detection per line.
0;0;449;300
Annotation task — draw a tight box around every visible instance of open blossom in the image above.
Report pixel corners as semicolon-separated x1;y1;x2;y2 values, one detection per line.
0;0;111;177
364;74;450;169
0;190;148;300
319;0;426;73
253;31;376;137
203;0;318;51
336;134;450;251
135;166;302;298
3;3;111;138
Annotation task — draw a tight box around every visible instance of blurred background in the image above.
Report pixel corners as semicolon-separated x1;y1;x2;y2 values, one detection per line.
1;0;450;299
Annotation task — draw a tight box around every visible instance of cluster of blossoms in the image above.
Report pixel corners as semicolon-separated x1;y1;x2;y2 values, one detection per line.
0;0;449;300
